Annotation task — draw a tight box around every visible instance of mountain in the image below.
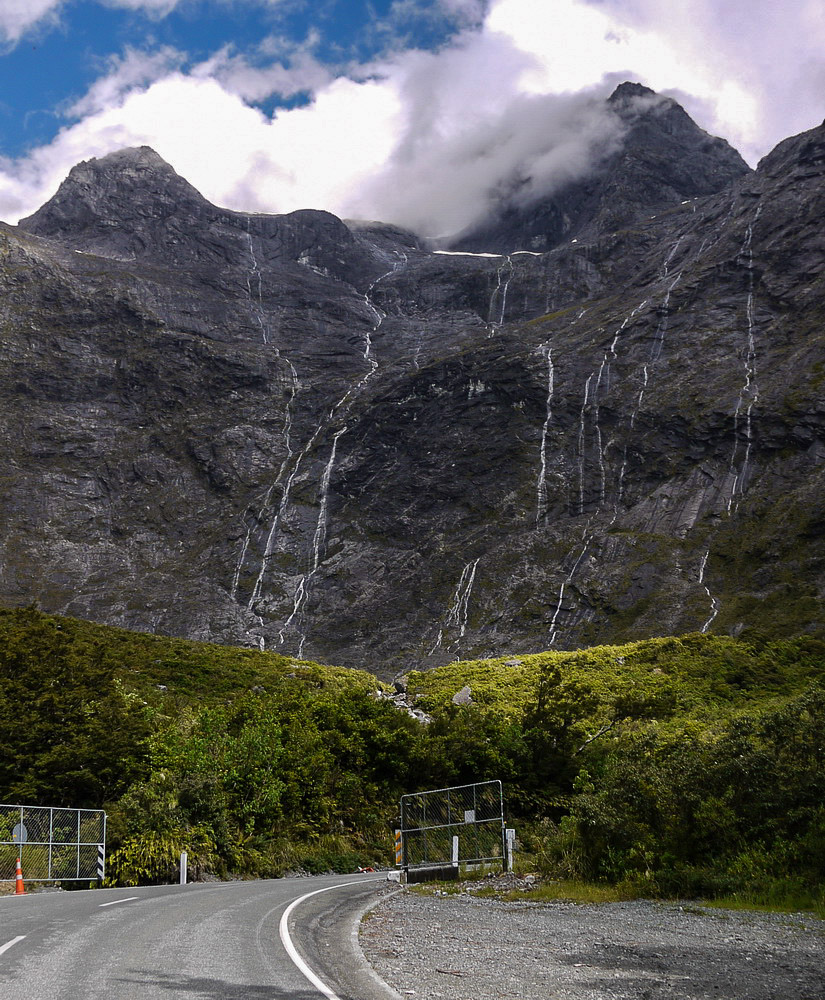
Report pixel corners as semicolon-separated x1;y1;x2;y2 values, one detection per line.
1;84;824;678
449;82;751;253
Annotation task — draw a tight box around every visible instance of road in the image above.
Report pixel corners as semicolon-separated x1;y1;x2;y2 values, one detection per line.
0;874;398;1000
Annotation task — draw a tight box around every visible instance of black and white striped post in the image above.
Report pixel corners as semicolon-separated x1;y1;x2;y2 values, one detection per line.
97;844;105;884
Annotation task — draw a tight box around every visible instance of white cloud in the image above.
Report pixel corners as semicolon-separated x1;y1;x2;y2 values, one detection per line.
0;64;402;223
100;0;183;14
345;35;624;234
0;0;823;230
194;41;334;102
69;47;185;117
486;0;825;165
0;0;62;45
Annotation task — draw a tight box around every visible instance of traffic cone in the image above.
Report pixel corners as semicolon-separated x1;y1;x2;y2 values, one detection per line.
14;857;25;895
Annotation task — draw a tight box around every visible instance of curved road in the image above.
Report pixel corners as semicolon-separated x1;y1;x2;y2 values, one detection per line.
0;874;398;1000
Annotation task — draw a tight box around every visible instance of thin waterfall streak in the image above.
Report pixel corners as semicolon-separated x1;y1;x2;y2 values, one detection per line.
310;428;345;575
232;486;275;601
698;549;708;584
363;249;407;366
650;271;681;363
595;424;606;505
247;420;324;609
701;596;720;634
616;447;629;507
257;250;411;646
663;235;685;276
232;358;301;601
594;358;608;505
278;575;306;645
487;256;513;335
728;205;762;512
499;258;513;326
698;550;720;632
427;630;444;656
536;345;554;524
547;582;566;645
577;374;593;515
276;427;346;648
431;558;481;653
245;223;268;344
230;529;254;601
631;365;649;430
548;535;591;646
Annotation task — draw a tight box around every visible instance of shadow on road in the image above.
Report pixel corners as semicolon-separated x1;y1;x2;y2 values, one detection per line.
116;971;338;999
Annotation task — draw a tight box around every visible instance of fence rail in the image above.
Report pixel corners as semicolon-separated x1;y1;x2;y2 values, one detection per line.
399;780;505;870
0;804;106;882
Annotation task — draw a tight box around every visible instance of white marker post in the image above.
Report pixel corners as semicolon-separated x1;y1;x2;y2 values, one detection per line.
180;851;188;885
505;828;516;872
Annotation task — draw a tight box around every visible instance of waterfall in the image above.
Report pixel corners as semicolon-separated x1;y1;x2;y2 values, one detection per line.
259;251;408;652
698;550;720;633
277;427;348;655
245;221;268;345
649;271;681;363
245;417;325;610
728;206;763;511
232;359;301;603
577;374;593;515
428;558;481;655
548;534;591;646
487;256;514;335
536;344;554;525
594;357;609;505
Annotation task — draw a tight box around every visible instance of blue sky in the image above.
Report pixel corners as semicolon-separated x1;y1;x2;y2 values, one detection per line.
0;0;823;230
0;1;472;156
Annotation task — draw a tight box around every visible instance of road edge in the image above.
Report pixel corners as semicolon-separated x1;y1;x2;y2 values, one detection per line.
351;884;407;1000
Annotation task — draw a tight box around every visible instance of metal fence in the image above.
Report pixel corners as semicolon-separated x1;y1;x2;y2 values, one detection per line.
399;780;505;870
0;804;106;882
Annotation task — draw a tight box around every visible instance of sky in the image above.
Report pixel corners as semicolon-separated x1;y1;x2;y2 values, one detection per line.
0;0;823;234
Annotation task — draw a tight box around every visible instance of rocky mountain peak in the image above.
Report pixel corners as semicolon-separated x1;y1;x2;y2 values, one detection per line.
1;101;824;675
450;83;750;254
607;80;658;107
19;146;214;260
755;118;825;180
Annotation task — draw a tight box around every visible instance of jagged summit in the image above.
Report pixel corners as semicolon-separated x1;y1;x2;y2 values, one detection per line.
19;145;215;261
449;83;750;254
90;145;170;168
2;103;824;673
608;80;658;105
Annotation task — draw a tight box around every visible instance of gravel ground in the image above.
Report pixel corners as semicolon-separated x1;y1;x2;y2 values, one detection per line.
359;882;825;1000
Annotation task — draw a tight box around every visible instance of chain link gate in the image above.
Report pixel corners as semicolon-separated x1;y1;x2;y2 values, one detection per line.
0;804;107;883
399;780;505;872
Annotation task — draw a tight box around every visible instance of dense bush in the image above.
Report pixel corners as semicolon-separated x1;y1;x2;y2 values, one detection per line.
1;607;822;901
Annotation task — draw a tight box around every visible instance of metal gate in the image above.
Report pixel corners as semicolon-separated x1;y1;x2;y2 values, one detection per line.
0;804;106;882
399;780;505;871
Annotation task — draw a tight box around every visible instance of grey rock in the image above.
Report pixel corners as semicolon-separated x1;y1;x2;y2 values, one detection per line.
451;685;473;705
0;87;823;677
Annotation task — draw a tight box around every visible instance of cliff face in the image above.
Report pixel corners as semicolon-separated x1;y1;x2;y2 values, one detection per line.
2;86;824;677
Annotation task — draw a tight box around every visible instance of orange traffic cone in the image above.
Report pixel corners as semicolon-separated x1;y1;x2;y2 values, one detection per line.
14;857;25;895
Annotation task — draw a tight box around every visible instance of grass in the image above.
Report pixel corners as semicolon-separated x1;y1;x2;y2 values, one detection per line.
408;878;825;917
494;881;627;904
707;889;825;920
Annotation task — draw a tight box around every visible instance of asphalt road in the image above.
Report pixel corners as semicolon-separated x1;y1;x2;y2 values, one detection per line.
0;874;399;1000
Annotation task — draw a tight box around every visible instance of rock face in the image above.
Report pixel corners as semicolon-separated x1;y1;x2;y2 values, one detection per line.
1;85;824;677
450;83;750;253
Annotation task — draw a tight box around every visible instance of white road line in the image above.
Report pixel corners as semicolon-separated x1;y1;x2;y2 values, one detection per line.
279;879;377;1000
0;936;26;957
99;896;139;908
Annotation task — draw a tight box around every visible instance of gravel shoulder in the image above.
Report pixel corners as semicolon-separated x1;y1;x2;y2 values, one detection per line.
359;883;824;1000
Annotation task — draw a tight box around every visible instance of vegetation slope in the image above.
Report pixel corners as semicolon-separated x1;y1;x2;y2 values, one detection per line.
0;607;822;908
